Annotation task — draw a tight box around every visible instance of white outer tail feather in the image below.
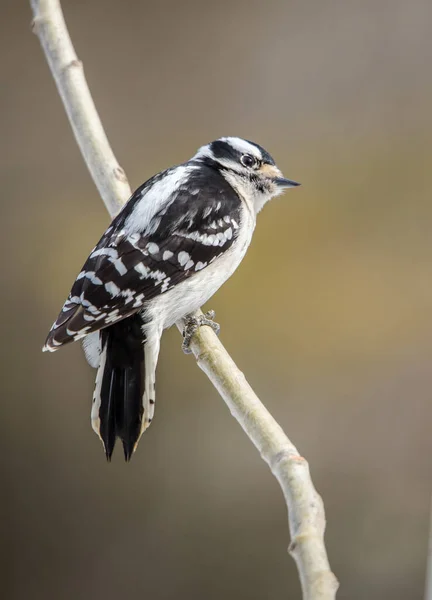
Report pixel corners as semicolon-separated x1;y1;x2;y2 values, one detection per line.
87;324;161;456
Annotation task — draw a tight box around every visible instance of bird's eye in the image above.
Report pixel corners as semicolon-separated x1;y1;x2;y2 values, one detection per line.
240;154;256;168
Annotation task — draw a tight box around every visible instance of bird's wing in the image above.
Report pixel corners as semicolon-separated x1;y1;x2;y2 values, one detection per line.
43;166;242;351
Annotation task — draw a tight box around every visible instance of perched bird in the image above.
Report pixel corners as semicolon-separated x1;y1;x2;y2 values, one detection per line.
43;137;300;460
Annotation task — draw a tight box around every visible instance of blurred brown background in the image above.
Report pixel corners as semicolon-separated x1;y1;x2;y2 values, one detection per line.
2;1;432;598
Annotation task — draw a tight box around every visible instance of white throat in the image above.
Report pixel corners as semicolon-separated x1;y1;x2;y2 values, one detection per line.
221;170;279;216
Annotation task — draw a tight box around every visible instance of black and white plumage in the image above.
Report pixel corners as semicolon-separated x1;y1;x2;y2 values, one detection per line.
43;137;300;460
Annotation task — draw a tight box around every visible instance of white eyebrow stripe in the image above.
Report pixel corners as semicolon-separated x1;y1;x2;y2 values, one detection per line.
192;137;263;164
219;137;262;158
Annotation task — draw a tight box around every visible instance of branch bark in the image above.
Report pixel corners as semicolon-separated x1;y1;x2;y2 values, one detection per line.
30;1;338;598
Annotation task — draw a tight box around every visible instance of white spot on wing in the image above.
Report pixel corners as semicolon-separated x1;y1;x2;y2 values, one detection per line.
86;304;101;315
91;247;118;259
83;313;95;322
121;289;135;304
85;271;103;285
163;250;173;260
147;242;159;255
105;311;122;324
150;270;166;283
178;251;191;266
112;258;127;276
133;293;145;308
161;278;171;293
135;262;149;278
105;281;120;297
128;232;141;245
73;332;88;342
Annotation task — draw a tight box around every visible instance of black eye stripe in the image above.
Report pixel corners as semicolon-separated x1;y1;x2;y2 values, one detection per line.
210;140;239;162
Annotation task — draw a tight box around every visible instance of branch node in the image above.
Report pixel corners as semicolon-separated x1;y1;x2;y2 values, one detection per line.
289;530;319;555
31;16;42;34
114;166;128;183
63;58;82;73
271;448;304;470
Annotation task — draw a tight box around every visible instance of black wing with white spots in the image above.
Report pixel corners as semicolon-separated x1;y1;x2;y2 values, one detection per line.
44;165;241;351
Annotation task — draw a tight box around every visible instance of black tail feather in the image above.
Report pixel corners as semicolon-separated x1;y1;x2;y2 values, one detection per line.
98;315;145;461
99;368;118;460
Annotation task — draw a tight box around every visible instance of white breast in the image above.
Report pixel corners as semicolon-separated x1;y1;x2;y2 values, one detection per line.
144;204;255;331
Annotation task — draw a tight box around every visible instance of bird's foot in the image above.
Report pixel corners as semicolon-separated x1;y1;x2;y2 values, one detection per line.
182;310;220;354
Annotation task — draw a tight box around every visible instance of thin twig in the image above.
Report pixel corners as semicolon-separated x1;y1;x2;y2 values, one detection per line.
30;1;338;597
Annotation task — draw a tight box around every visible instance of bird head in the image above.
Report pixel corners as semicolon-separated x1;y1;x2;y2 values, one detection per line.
193;136;300;213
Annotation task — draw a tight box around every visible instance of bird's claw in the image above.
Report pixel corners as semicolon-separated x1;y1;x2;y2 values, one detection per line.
182;310;220;354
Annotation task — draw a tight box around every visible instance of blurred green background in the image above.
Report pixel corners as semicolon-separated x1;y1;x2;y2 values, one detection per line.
2;1;432;598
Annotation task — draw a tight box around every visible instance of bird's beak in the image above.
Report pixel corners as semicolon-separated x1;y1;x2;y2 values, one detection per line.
274;177;301;189
259;164;300;188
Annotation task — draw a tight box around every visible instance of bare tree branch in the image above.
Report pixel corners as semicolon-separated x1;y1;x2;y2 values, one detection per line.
30;1;338;597
30;0;131;215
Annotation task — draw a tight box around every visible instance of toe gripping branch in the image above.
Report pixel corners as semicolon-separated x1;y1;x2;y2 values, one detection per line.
182;310;220;354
